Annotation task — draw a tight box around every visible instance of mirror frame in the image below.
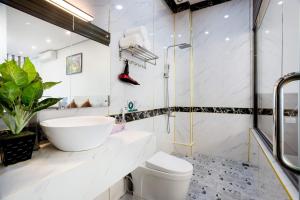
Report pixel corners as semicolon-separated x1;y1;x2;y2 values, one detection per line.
0;0;110;46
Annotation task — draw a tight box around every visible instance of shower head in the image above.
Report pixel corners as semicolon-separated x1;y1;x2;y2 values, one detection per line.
178;43;192;49
167;43;192;50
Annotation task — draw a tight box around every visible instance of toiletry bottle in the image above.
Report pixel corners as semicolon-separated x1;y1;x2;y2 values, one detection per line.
111;108;126;134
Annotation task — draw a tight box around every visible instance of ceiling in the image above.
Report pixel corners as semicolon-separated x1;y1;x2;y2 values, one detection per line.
6;5;86;58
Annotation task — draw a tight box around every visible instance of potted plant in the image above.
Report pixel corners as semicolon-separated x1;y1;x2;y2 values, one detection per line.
0;58;61;166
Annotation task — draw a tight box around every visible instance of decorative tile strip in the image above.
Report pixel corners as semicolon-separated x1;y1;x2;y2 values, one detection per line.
110;107;298;123
257;108;298;117
172;107;253;114
110;108;168;122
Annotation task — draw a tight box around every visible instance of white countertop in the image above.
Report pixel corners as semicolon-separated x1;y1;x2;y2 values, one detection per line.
0;130;156;200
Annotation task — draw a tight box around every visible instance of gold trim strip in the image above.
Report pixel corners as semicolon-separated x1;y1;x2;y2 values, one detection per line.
173;142;194;147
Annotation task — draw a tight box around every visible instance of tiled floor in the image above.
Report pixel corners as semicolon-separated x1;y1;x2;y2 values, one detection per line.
184;154;258;200
120;153;259;200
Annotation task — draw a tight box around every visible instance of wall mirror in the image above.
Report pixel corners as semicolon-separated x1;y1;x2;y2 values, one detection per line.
0;3;111;109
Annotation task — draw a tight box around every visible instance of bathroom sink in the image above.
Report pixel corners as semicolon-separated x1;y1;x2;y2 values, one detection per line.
40;116;115;151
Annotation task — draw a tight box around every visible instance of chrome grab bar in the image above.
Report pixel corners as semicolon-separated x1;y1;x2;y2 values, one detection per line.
273;72;300;174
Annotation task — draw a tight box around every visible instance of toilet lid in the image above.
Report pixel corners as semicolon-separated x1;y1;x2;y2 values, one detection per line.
146;151;193;174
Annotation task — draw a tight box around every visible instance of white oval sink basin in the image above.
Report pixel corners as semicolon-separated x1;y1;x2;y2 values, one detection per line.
40;116;115;151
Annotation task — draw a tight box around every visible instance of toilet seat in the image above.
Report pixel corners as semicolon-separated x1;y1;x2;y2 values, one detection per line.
146;151;193;175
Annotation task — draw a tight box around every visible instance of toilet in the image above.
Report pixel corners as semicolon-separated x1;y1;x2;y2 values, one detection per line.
132;151;193;200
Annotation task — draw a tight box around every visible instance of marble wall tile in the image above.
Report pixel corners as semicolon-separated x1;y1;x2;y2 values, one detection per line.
174;112;191;145
126;115;174;154
174;10;192;107
172;0;252;160
192;112;251;162
192;0;251;108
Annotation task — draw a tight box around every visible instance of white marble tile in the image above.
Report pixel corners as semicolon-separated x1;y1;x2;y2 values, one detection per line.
192;112;251;162
37;107;109;122
174;11;192;107
0;131;156;200
174;112;191;145
126;115;174;154
107;0;173;114
94;179;125;200
153;115;174;153
191;0;251;108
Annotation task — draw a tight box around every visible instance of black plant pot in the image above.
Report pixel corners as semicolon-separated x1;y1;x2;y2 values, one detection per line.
0;131;36;166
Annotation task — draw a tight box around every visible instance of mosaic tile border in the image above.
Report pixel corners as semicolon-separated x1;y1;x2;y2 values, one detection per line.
110;107;297;123
110;107;253;122
110;108;168;122
173;107;253;114
258;108;297;117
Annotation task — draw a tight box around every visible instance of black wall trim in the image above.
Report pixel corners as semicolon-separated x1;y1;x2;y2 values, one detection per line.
172;106;253;114
111;106;254;123
111;106;298;123
164;0;231;13
190;0;231;11
164;0;190;13
0;0;110;46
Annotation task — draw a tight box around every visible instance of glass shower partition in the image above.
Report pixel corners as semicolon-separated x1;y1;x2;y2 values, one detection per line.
255;0;300;188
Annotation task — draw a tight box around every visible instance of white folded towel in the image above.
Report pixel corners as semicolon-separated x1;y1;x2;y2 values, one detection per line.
119;34;144;49
143;39;152;51
124;26;149;42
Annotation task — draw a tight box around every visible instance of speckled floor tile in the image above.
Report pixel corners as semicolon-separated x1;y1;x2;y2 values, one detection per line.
120;153;259;200
184;154;259;200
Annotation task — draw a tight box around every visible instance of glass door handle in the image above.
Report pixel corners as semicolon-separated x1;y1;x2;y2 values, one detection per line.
273;72;300;174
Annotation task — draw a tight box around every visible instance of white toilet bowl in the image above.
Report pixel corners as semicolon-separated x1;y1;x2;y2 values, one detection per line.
132;151;193;200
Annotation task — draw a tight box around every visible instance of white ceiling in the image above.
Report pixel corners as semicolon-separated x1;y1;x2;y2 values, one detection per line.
6;6;86;58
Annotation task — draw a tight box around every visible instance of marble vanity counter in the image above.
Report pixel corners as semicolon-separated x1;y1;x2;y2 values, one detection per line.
0;131;156;200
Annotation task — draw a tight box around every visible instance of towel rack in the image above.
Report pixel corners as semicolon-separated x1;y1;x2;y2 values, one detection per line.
119;45;159;66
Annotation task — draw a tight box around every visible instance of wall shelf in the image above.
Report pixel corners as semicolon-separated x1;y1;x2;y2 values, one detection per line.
119;45;159;66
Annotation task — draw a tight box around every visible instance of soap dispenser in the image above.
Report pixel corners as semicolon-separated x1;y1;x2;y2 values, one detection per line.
111;108;126;134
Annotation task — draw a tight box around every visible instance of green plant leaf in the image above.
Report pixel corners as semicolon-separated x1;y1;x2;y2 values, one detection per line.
23;57;37;84
6;60;28;87
2;113;16;134
32;98;62;112
0;105;3;116
0;62;12;81
43;81;61;90
21;80;43;106
0;81;21;102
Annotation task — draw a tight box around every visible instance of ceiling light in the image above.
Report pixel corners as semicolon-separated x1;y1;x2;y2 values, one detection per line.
46;39;52;43
224;14;229;19
170;34;174;38
225;37;230;41
65;30;71;35
31;46;37;50
45;0;94;22
265;30;270;34
178;34;182;38
115;4;123;10
204;31;209;35
25;22;31;25
277;1;283;5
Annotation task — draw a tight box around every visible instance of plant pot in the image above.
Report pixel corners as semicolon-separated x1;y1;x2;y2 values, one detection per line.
0;131;36;166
